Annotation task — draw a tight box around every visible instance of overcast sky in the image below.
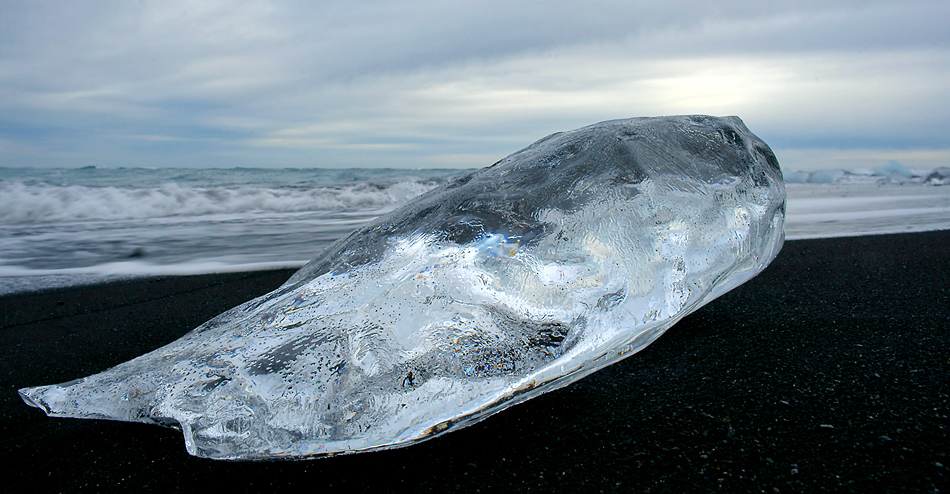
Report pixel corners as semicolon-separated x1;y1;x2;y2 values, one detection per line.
1;0;947;171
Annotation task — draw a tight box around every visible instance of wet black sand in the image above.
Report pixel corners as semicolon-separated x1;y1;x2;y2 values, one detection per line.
2;231;948;492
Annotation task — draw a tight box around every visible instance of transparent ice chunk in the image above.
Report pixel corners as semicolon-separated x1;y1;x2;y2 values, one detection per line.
20;116;785;459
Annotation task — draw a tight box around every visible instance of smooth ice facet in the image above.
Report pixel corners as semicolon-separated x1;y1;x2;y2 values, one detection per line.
20;116;786;460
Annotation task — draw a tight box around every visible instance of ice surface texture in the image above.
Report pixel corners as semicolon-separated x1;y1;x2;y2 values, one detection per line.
20;116;786;460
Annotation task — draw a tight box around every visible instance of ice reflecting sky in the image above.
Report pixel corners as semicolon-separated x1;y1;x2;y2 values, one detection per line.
1;0;947;170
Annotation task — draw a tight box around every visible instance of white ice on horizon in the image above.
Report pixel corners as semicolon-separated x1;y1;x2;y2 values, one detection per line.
783;161;949;186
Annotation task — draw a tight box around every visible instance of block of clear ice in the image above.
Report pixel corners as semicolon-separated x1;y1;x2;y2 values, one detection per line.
20;116;786;460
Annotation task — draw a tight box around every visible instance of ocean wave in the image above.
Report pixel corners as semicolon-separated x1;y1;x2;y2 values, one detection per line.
0;180;436;224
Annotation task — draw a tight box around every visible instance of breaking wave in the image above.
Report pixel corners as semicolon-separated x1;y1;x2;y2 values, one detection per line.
0;180;436;224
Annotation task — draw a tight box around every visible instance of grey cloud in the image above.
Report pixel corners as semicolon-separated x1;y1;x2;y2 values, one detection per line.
8;1;943;88
0;0;947;168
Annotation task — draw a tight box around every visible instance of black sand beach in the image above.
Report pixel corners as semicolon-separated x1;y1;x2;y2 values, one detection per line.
2;231;948;492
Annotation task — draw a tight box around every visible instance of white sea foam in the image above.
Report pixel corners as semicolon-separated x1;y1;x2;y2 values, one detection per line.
0;259;311;296
0;258;309;278
0;180;434;224
785;183;950;239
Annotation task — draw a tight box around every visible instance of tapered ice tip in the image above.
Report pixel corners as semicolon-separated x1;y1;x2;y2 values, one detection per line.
18;379;126;421
18;385;61;415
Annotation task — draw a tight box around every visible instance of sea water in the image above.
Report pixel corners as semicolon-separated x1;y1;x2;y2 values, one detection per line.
0;167;466;294
1;166;948;295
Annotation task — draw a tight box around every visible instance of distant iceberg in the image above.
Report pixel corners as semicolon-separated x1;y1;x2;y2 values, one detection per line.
784;161;950;185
